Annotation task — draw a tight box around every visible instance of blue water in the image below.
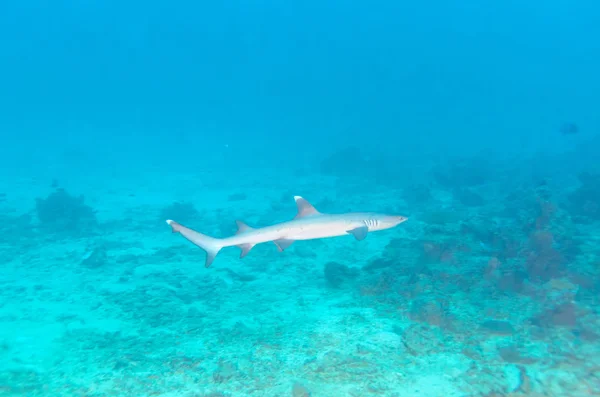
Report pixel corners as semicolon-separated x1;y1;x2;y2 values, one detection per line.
1;1;599;396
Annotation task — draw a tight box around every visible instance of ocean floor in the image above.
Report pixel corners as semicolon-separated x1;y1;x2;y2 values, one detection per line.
1;165;600;397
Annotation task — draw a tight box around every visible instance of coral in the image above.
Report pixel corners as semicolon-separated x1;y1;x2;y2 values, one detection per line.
359;272;396;297
453;187;486;207
324;262;359;288
543;278;579;303
496;270;529;294
402;184;433;208
400;323;445;355
319;146;368;177
431;156;491;189
292;382;312;397
409;297;451;328
525;231;565;281
381;237;417;265
35;188;97;234
80;244;109;269
567;172;600;221
460;221;520;260
227;192;247;201
497;345;537;364
159;201;201;223
304;350;377;381
212;360;238;383
362;257;396;272
418;240;458;265
318;146;397;184
532;302;578;328
479;320;515;336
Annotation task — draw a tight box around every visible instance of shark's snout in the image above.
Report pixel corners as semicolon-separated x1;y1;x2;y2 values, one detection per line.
376;214;408;229
395;215;408;224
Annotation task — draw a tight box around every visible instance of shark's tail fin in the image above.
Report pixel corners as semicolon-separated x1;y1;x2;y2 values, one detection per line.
166;220;223;267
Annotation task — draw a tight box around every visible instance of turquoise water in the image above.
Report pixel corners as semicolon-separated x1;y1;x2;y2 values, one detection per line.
1;1;600;396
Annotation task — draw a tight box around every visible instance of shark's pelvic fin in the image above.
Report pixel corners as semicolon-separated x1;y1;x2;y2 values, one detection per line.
235;220;254;234
238;243;255;258
273;238;295;252
293;196;321;218
347;226;369;241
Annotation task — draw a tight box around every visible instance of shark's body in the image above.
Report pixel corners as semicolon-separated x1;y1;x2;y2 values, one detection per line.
167;196;407;267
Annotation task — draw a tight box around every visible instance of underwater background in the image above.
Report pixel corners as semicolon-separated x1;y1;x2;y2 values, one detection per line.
1;0;600;396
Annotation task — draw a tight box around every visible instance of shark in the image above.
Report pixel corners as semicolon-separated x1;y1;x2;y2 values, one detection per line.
166;196;408;267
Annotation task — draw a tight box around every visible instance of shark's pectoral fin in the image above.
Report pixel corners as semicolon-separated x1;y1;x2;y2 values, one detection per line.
238;243;255;258
273;238;295;252
235;220;254;234
347;226;369;241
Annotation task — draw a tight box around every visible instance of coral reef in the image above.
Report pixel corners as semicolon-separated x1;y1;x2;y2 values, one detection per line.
401;184;434;209
159;201;201;223
568;172;600;221
227;193;247;202
453;187;486;207
431;155;491;188
323;262;359;288
291;382;311;397
318;146;397;185
319;146;369;177
5;144;600;396
79;244;109;269
35;188;97;235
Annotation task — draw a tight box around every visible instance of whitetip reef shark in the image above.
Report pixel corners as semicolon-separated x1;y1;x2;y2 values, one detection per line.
166;196;408;268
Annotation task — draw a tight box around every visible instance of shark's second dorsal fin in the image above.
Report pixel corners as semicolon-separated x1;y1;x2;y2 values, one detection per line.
235;220;254;234
294;196;320;218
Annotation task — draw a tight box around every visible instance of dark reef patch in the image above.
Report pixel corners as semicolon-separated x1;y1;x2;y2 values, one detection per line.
319;146;369;177
227;193;247;202
324;262;359;288
567;172;600;222
159;201;201;224
35;188;98;236
431;156;491;189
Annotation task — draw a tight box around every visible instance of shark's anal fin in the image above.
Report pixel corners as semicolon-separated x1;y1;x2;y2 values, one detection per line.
238;243;255;258
273;238;295;252
235;220;254;234
347;226;369;241
293;196;321;218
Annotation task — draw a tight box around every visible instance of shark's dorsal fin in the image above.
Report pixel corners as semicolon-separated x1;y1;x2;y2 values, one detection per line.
235;220;254;234
294;196;320;218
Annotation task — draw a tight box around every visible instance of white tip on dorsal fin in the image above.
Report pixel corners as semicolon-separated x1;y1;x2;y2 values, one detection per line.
235;220;254;234
293;196;320;218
